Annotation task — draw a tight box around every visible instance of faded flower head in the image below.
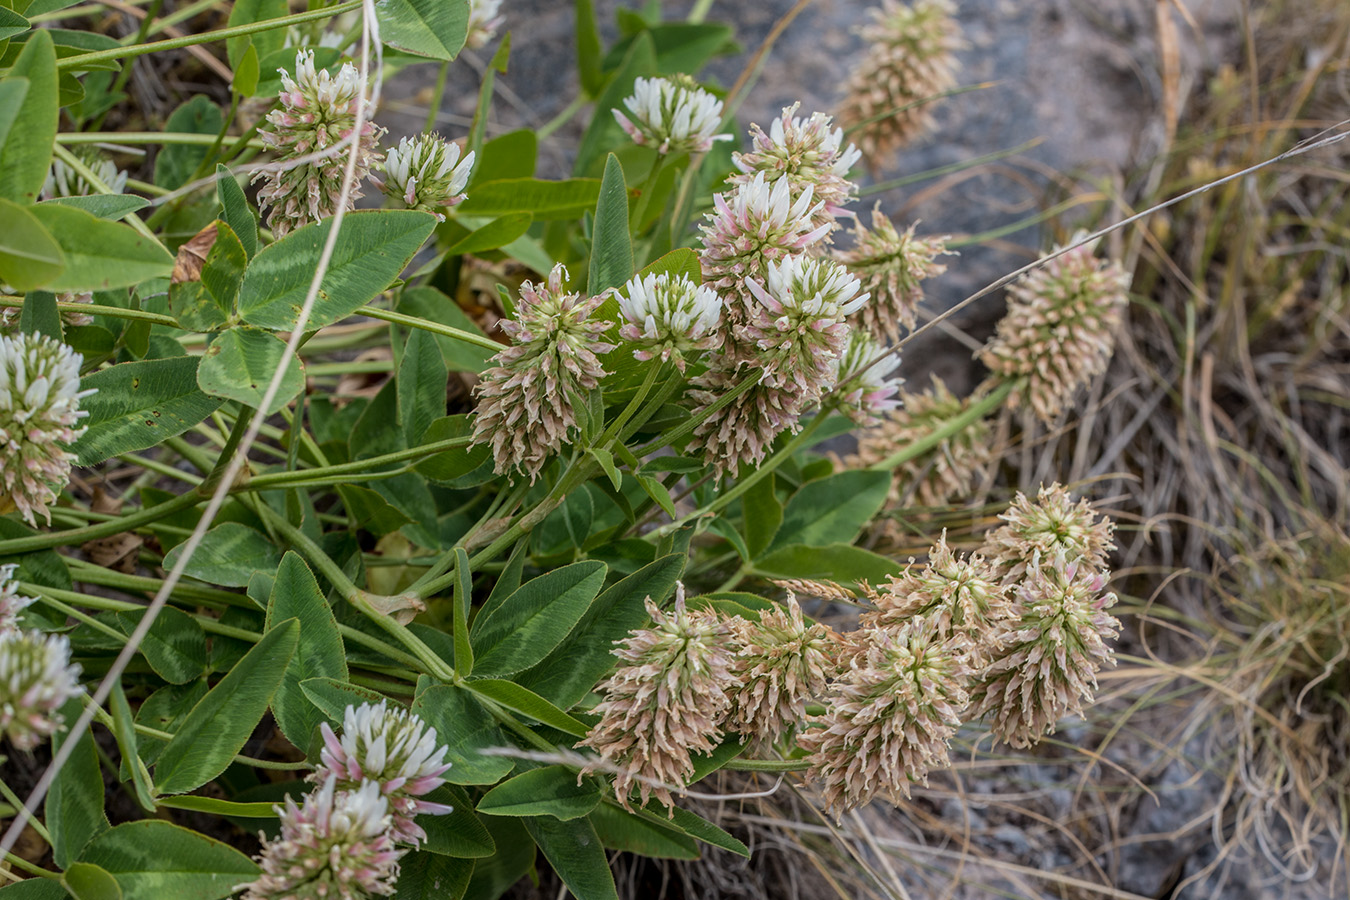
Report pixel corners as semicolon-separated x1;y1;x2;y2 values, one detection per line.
241;777;402;900
865;534;1011;665
0;565;33;636
465;0;504;49
742;253;868;402
969;549;1120;748
253;49;384;237
470;264;614;481
617;271;723;372
840;0;962;170
0;629;81;751
801;618;971;815
580;584;734;811
847;376;994;508
831;328;902;426
313;701;452;847
837;208;950;339
0;333;94;527
686;356;797;479
380;134;474;220
43;149;128;199
700;173;832;325
982;483;1116;585
979;238;1130;422
730;103;861;229
614;74;732;155
725;593;837;750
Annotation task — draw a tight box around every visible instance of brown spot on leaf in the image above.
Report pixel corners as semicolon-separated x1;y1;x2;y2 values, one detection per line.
171;223;219;285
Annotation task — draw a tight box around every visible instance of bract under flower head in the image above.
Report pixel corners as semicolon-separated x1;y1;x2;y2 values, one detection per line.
617;272;723;372
380;134;474;220
731;103;861;229
613;74;731;155
314;700;453;846
0;333;94;526
0;629;81;751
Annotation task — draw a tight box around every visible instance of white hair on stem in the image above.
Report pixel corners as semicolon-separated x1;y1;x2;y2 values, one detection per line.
0;0;386;859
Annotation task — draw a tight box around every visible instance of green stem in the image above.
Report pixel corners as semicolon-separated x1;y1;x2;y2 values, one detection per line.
244;435;473;490
723;758;808;772
868;380;1015;471
0;490;204;555
425;60;452;132
1;851;56;879
635;371;758;456
0;780;51;845
687;0;716;23
58;0;362;69
537;95;587;140
358;305;503;353
0;297;180;328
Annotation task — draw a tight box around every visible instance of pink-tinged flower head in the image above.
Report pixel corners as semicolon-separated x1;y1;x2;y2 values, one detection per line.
312;700;452;847
252;49;385;237
465;0;504;49
380;134;474;220
969;549;1120;748
731;103;860;232
836;208;951;339
580;584;734;812
979;237;1130;422
686;356;797;480
0;629;81;751
725;593;837;750
613;75;732;155
617;271;723;372
0;565;33;636
240;777;403;900
840;0;962;170
831;329;902;425
741;253;868;404
700;173;832;327
0;333;94;527
801;618;971;815
981;482;1116;585
470;264;615;481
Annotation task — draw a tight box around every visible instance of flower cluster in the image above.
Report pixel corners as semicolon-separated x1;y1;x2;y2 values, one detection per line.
614;74;731;155
580;585;734;811
617;271;723;372
979;238;1130;422
836;208;951;339
982;482;1116;584
0;333;94;527
465;0;504;49
379;134;474;220
829;324;902;426
43;149;128;198
253;50;384;237
470;264;614;481
730;104;861;231
839;0;962;170
0;628;81;751
0;565;32;635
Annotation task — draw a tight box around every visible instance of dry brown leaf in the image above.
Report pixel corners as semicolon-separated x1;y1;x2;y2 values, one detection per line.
171;223;219;285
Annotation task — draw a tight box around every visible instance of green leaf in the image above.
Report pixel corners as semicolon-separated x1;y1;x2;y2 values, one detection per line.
196;327;305;414
767;470;892;553
153;96;222;190
168;219;247;333
298;676;387;725
465;34;508;159
0;31;56;204
75;356;223;466
0;78;31;158
0;196;64;289
233;41;260;97
0;7;30;40
61;863;121;900
153;619;299;795
588;154;633;293
636;473;676;518
109;681;155;812
478;767;602;820
0;879;70;898
265;552;348;748
161;523;283;588
237;209;436;331
115;606;207;684
39;194;150;220
462;817;533;900
398;327;446;447
375;0;469;60
415;785;496;859
451;546;473;675
607;22;734;76
215;165;257;258
754;542;902;586
587;447;621;490
338;483;412;535
456;177;601;220
156;796;278;818
588;804;698;860
665;805;749;857
76;821;259;900
467;130;536;186
394;852;472;900
470;560;607;676
411;684;514;785
47;700;109;868
465;679;588;737
574;0;602;97
442;212;532;256
636;246;700;283
514;553;683;709
18;288;59;339
225;0;286;71
573;32;655;177
742;472;781;559
523;817;618;900
397;288;494;374
28;203;173;291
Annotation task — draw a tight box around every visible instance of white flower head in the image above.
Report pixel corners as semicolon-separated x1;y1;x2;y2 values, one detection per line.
614;74;732;155
831;329;902;425
0;333;95;526
0;565;33;636
731;102;861;223
0;629;81;751
381;134;475;220
466;0;504;49
618;272;723;371
43;150;128;199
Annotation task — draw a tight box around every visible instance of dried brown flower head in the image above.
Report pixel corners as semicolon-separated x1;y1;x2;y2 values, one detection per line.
837;208;951;339
981;482;1116;585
